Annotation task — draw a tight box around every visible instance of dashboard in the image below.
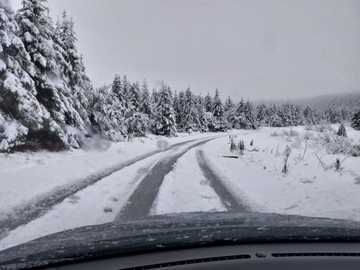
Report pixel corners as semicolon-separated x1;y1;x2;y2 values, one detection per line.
48;242;360;270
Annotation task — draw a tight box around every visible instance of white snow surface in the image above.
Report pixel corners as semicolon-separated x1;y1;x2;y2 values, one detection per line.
0;126;360;251
203;125;360;221
151;148;226;215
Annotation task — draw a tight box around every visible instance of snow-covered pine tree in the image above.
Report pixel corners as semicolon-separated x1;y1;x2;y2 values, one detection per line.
205;89;226;132
244;100;257;129
204;92;212;112
279;104;294;127
351;109;360;130
293;105;304;126
228;98;255;129
303;106;315;125
172;90;181;124
0;0;46;151
154;83;177;136
196;94;208;132
224;96;235;112
89;85;126;141
122;76;131;102
267;104;282;127
178;87;200;132
125;82;148;136
224;96;235;126
139;80;153;117
16;0;89;149
256;104;268;127
56;11;93;129
212;88;224;118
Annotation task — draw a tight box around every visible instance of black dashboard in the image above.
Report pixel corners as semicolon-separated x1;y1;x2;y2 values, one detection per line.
50;242;360;270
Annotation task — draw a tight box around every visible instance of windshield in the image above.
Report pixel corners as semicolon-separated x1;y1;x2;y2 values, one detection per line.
1;0;360;255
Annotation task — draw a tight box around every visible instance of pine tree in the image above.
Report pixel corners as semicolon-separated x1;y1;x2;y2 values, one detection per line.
228;98;256;129
179;87;200;132
256;104;268;126
204;92;212;112
16;0;89;149
224;96;235;112
196;95;208;132
126;82;148;136
90;85;126;141
154;83;177;136
337;122;347;137
139;80;152;117
56;12;93;128
0;0;45;151
173;90;181;124
212;89;224;118
351;109;360;130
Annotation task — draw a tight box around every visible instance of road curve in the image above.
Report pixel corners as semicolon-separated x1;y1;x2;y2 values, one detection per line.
116;137;221;221
0;137;220;240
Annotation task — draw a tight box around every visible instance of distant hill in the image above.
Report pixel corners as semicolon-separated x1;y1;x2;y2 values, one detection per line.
254;92;360;113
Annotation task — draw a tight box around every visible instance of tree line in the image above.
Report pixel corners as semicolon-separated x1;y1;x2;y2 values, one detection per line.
1;0;359;153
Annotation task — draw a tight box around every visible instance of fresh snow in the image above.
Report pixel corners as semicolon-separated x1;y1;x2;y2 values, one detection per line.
151;148;226;215
203;125;360;221
0;125;359;251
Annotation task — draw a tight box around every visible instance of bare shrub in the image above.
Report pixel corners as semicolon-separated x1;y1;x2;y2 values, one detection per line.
289;129;299;136
238;140;245;151
282;129;299;137
282;145;291;176
314;124;334;133
303;131;314;140
270;131;280;137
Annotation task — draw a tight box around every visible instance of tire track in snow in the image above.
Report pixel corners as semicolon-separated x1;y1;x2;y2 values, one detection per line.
116;137;222;221
196;149;251;212
0;137;218;240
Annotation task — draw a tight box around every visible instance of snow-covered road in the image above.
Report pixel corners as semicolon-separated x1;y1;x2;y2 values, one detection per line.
1;124;359;251
0;134;234;251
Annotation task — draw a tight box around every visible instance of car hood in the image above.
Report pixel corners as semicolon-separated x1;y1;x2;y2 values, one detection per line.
1;211;360;269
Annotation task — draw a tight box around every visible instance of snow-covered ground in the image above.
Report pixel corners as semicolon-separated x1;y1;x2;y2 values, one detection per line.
203;124;360;221
0;132;221;221
0;125;359;251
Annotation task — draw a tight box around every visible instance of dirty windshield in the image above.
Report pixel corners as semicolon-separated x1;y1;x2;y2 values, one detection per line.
1;0;360;252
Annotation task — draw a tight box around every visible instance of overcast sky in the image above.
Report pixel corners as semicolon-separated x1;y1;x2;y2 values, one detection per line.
10;0;360;101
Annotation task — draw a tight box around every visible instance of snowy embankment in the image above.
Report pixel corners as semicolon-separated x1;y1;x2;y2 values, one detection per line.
202;124;360;221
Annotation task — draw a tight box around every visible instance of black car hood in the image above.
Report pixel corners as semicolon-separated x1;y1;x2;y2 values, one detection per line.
1;211;360;269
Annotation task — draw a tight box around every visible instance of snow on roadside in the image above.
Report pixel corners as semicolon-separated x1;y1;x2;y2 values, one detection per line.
202;125;360;221
151;148;226;215
0;132;222;221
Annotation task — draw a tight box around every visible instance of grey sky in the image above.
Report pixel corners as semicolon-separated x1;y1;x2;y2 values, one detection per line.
10;0;360;101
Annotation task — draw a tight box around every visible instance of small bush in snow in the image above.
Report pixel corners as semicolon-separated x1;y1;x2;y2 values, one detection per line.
270;131;280;137
283;129;299;137
314;133;353;155
303;131;314;140
314;124;334;133
337;123;347;137
291;136;302;149
304;125;313;131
